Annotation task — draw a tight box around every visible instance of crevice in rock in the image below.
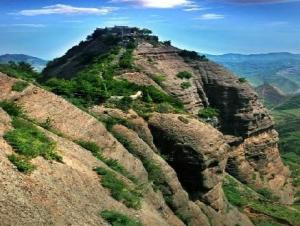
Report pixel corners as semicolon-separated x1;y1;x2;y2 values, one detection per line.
200;82;247;137
149;126;210;200
225;157;248;184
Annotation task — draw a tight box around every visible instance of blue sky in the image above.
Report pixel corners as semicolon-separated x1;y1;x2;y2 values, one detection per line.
0;0;299;59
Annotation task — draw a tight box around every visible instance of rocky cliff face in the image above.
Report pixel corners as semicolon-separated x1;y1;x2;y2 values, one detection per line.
0;27;296;225
133;42;294;204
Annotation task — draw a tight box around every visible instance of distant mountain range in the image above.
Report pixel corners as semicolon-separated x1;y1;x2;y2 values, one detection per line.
0;54;47;72
207;52;300;94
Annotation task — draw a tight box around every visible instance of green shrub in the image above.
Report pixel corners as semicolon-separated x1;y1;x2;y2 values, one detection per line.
76;140;100;155
119;49;134;69
176;71;192;79
140;28;152;36
198;107;219;119
238;77;247;83
152;74;166;86
95;167;142;209
180;82;191;89
114;97;133;112
4;118;62;162
142;159;165;191
100;210;142;226
141;85;183;110
174;210;192;226
0;101;23;117
163;40;171;46
155;103;176;113
12;81;29;92
8;154;35;173
179;50;208;61
97;115;131;132
257;188;279;201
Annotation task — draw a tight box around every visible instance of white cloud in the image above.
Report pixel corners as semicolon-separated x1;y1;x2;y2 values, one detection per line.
111;0;195;8
17;4;116;16
197;13;225;20
184;7;209;11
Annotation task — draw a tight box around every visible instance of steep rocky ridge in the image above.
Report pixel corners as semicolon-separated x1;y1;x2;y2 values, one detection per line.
0;72;254;226
134;42;273;138
132;41;294;204
0;27;297;225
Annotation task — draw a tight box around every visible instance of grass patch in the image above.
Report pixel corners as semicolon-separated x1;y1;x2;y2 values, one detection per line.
252;219;282;226
152;74;166;87
100;210;142;226
0;101;23;117
94;167;142;209
96;115;131;132
180;82;191;89
75;140;136;182
198;107;219;119
256;188;279;201
12;81;29;92
5;118;61;160
223;175;300;226
176;71;192;79
4;118;62;173
8;154;35;173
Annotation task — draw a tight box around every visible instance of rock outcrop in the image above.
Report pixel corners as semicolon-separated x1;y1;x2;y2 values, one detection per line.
148;113;228;210
132;42;294;204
